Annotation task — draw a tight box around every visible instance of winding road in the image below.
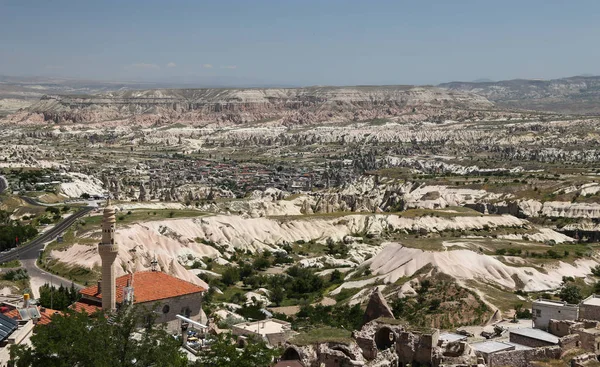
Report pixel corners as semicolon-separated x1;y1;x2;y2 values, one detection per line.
0;205;94;296
1;175;97;296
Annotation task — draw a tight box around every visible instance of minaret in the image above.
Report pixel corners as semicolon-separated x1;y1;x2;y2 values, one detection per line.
98;198;119;311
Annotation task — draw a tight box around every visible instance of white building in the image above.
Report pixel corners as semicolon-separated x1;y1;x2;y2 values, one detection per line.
532;298;579;330
232;319;296;346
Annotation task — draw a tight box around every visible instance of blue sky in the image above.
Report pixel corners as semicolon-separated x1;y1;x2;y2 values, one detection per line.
1;0;598;86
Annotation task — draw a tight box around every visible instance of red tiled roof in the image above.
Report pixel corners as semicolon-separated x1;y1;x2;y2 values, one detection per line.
70;299;102;314
80;271;206;304
3;307;61;326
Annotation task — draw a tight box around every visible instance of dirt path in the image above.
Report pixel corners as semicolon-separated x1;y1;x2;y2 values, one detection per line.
268;296;338;316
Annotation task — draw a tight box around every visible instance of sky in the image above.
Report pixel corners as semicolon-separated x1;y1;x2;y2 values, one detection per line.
1;0;599;86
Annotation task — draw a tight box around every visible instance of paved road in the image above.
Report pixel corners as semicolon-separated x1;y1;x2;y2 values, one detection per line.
0;206;94;263
0;206;94;295
24;257;83;298
19;195;50;207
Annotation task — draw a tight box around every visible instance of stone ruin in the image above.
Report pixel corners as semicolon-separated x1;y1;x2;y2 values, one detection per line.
278;288;600;367
279;318;483;367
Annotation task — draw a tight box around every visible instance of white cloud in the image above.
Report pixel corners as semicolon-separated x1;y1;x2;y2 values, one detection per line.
167;62;176;68
126;63;160;70
202;64;213;69
220;65;237;69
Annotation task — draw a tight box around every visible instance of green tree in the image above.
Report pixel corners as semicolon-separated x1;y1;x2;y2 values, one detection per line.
193;333;278;367
222;267;240;286
329;269;343;283
252;257;270;271
9;306;187;367
271;286;285;306
38;283;81;311
559;284;583;304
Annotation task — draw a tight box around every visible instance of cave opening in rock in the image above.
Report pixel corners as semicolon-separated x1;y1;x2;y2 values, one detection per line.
282;347;301;361
375;327;396;350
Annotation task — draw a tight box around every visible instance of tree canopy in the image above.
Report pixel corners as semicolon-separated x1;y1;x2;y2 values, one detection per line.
193;333;278;367
9;306;188;367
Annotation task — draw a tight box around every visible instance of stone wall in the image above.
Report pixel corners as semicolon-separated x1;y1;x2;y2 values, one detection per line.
574;329;600;353
355;335;377;360
549;319;582;337
317;343;366;367
509;333;557;348
139;292;203;332
571;353;598;367
488;346;561;367
559;334;580;351
580;304;600;322
395;329;439;366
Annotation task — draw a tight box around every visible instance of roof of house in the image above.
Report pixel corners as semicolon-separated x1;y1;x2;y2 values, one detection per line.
3;306;60;326
70;298;102;314
582;295;600;307
510;328;559;344
533;298;578;308
80;271;206;304
471;341;515;354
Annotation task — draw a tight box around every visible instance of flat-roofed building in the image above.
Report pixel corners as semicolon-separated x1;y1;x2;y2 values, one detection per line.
471;341;515;364
232;319;296;346
580;295;600;321
509;328;559;348
532;298;578;330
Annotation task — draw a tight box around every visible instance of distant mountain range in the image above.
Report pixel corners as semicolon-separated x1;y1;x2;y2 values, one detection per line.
439;75;600;115
2;74;600;116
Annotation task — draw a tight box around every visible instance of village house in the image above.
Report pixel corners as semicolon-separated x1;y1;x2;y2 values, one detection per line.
232;318;296;347
579;294;600;321
531;298;579;330
72;271;206;332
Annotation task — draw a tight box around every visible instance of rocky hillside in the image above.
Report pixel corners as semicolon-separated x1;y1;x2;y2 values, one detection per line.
440;75;600;114
4;86;494;126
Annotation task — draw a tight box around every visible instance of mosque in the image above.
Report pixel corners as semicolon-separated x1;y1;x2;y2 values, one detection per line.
71;199;206;332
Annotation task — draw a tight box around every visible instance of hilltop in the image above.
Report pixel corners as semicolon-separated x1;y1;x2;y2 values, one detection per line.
2;85;494;126
440;75;600;114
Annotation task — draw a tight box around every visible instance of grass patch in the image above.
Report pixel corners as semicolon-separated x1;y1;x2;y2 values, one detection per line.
82;209;208;228
395;207;484;218
39;258;100;287
290;327;353;346
0;260;21;268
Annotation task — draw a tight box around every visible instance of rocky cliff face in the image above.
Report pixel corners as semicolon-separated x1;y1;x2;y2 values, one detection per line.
439;75;600;114
5;86;494;126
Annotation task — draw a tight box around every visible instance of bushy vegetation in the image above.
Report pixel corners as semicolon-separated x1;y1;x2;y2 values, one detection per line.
2;268;29;281
193;333;278;367
390;274;491;328
0;210;38;251
9;306;188;367
559;284;583;304
37;283;81;311
295;304;363;331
